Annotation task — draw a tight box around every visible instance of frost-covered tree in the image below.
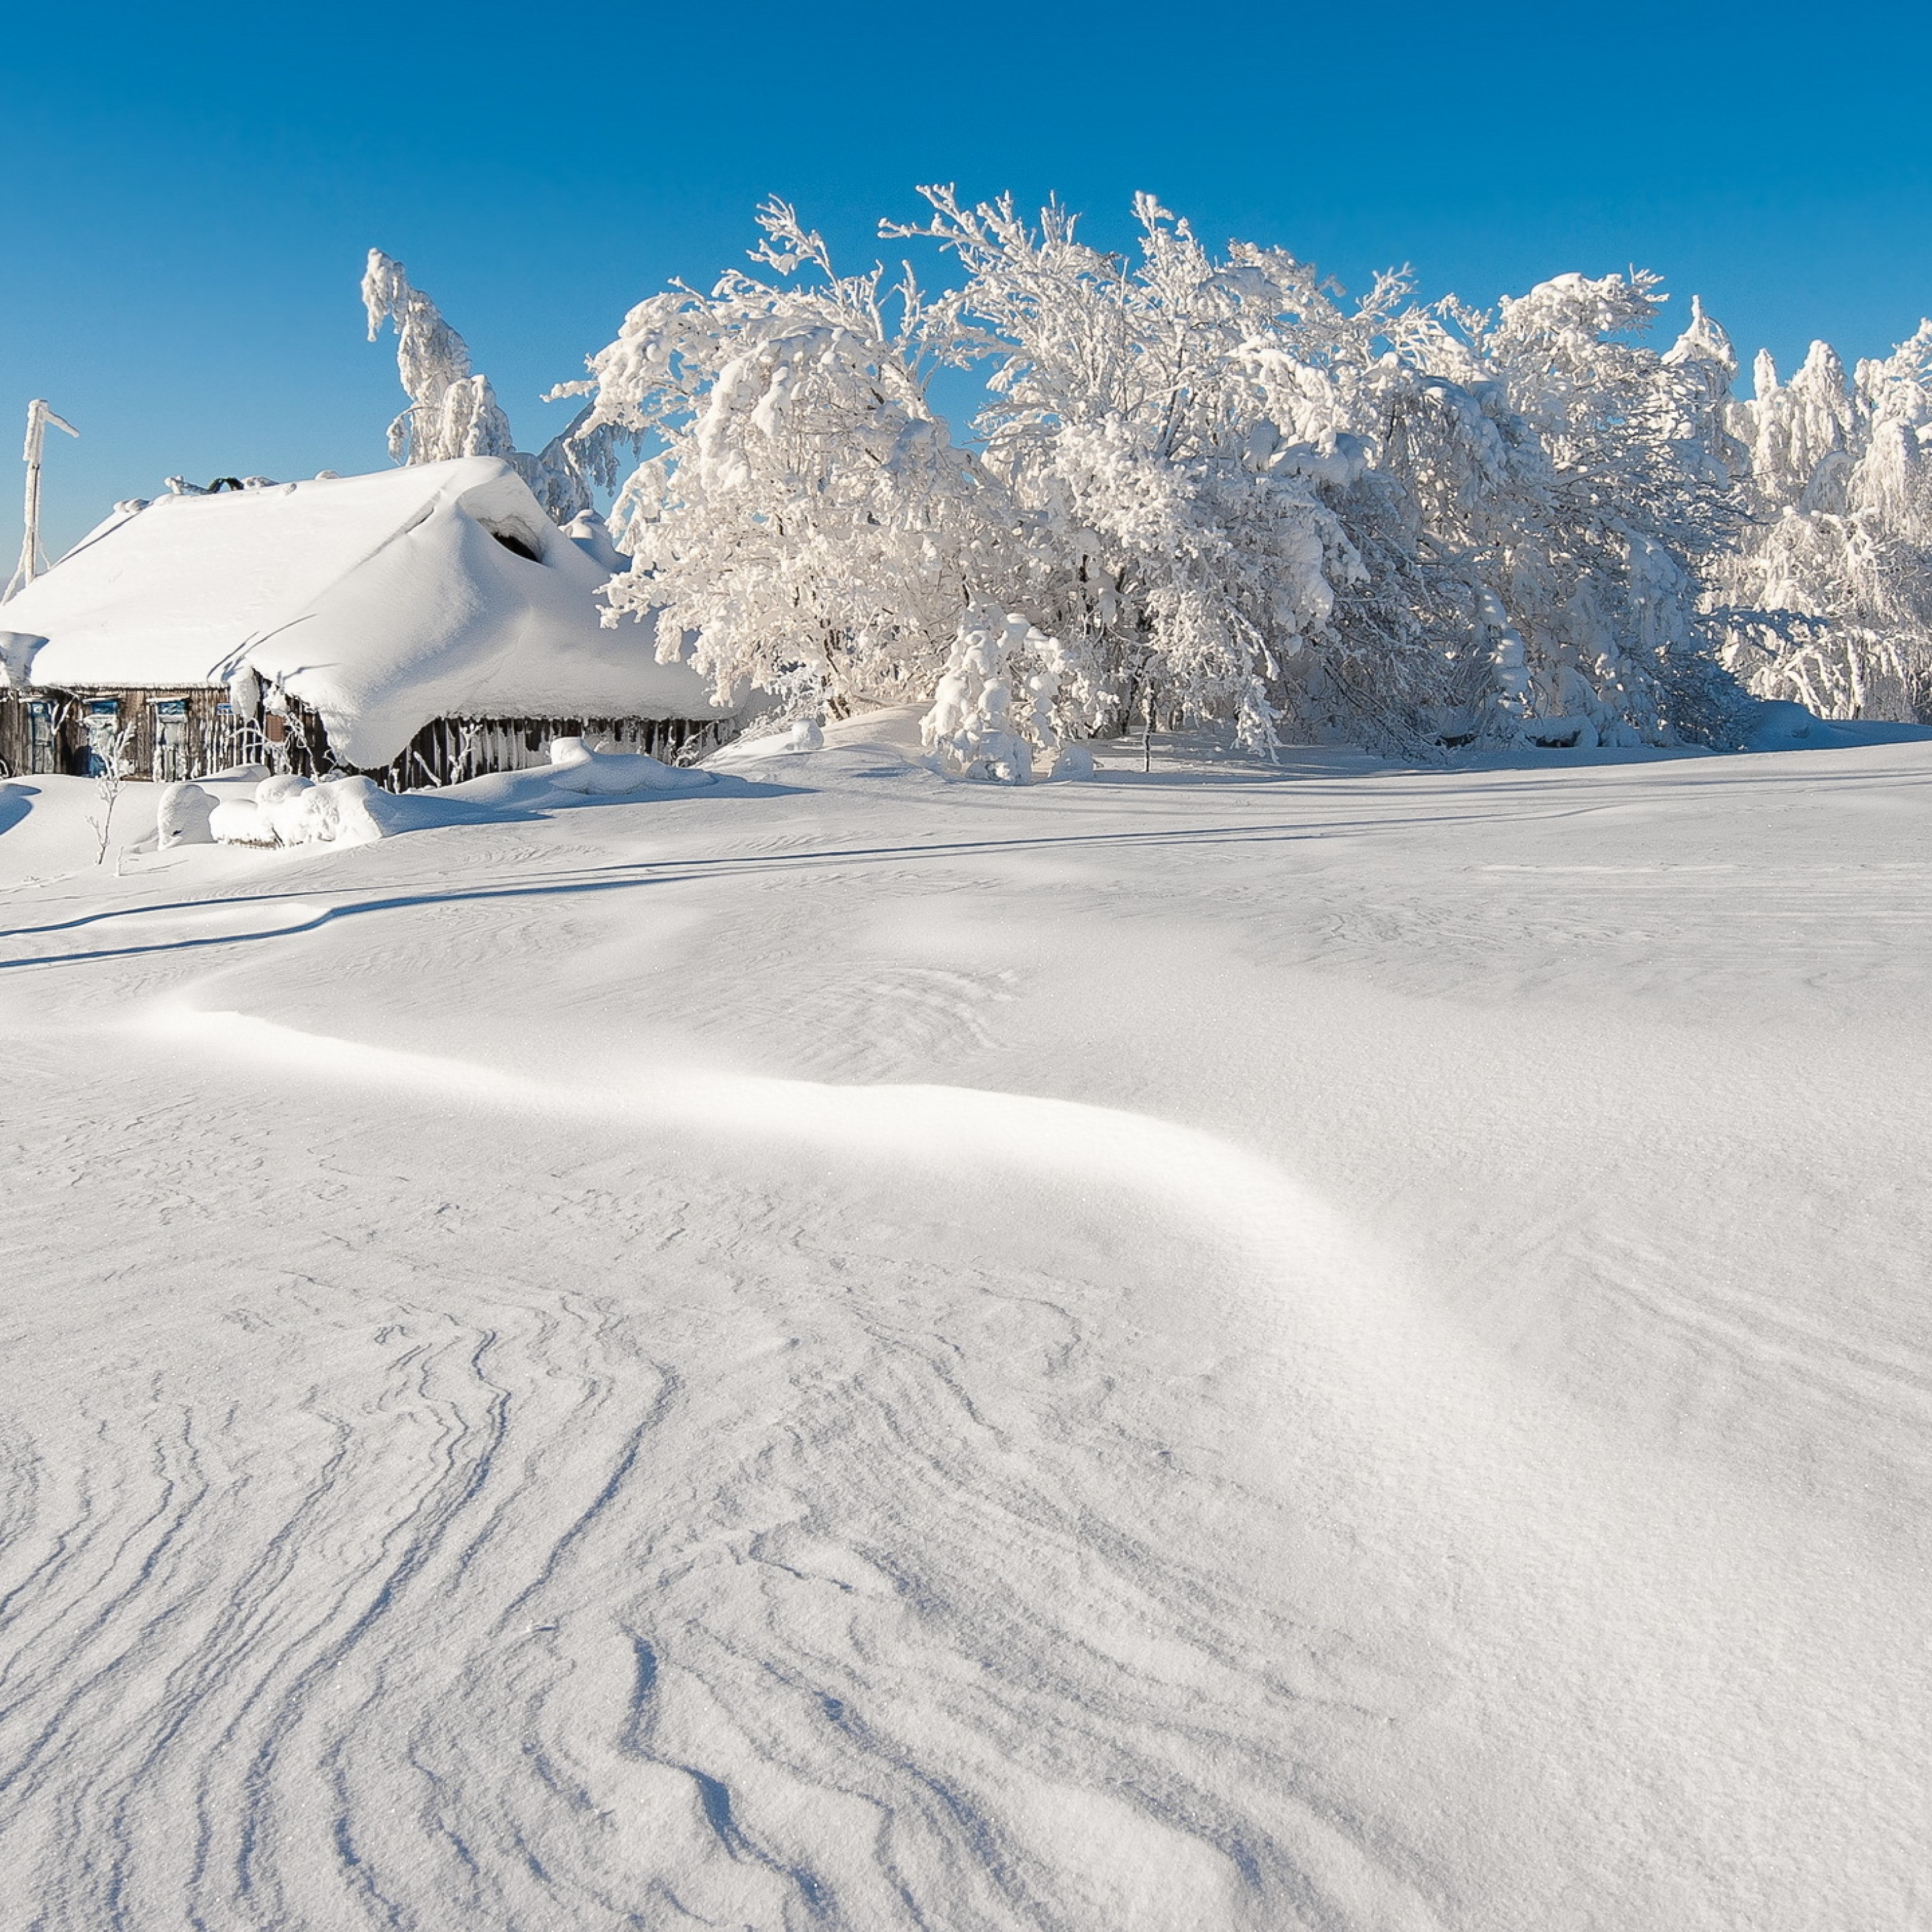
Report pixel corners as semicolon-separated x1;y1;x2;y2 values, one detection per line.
544;190;1789;756
568;202;1029;716
893;196;1752;754
363;249;629;524
1375;277;1751;748
1717;324;1932;719
895;190;1411;753
362;250;520;467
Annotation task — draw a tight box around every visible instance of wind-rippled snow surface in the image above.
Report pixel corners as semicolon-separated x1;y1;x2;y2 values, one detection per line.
1;728;1927;1929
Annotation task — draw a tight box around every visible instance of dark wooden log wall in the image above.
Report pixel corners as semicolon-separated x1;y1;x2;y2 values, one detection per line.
1;688;735;791
0;688;259;781
356;712;733;791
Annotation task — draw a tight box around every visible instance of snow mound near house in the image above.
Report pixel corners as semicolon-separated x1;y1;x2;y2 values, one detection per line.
716;705;932;764
161;737;715;851
708;708;951;794
0;458;735;766
441;735;714;810
196;774;402;849
540;735;712;795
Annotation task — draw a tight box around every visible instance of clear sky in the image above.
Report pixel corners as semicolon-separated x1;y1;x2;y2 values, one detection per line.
4;0;1929;555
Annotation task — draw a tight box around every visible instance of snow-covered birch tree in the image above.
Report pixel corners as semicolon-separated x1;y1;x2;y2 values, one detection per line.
567;202;1031;717
893;190;1402;753
363;249;632;524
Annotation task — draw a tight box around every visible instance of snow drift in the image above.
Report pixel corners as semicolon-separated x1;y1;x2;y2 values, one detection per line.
156;735;714;851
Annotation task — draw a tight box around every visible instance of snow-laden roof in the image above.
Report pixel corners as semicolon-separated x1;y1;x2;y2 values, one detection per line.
0;457;726;765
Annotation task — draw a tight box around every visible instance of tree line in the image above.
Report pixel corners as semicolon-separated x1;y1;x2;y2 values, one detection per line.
364;191;1932;770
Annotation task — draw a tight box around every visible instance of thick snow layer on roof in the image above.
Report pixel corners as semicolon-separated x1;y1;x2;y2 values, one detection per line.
0;458;728;766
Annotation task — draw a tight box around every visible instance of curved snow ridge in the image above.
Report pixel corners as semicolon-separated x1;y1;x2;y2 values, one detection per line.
0;1222;1446;1932
142;1003;1359;1295
98;1008;1463;1932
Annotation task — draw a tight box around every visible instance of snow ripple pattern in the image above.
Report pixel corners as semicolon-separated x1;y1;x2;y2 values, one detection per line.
0;1009;1443;1932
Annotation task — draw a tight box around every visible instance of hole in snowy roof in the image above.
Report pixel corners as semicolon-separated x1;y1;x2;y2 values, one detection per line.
490;528;544;563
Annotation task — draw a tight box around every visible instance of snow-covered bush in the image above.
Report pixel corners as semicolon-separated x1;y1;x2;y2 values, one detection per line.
922;613;1075;781
205;773;397;848
157;781;217;848
86;725;136;865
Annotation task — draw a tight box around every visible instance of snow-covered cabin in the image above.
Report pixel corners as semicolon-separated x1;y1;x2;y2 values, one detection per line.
0;458;734;787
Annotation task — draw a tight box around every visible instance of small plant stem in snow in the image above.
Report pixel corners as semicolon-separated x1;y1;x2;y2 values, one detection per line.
86;725;135;867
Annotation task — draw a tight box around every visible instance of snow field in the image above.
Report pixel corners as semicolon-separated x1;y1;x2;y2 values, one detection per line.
0;723;1927;1928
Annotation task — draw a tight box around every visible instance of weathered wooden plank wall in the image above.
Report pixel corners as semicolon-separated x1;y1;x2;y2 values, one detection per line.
362;713;733;790
1;690;737;790
0;689;260;781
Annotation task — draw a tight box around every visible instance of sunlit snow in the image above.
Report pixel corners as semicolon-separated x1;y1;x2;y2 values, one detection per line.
2;710;1926;1927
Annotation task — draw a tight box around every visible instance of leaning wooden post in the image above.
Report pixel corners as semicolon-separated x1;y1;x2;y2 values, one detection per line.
3;400;80;604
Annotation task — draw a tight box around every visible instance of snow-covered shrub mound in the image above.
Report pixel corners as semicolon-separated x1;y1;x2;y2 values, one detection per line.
543;736;710;795
707;716;839;762
163;742;711;854
1737;698;1932;752
1743;700;1833;751
156;783;218;849
181;773;401;849
706;706;959;791
923;615;1084;783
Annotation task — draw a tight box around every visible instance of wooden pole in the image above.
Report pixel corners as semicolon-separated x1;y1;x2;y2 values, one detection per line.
4;400;80;603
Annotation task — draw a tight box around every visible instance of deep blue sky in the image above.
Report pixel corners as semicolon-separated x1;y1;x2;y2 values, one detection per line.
4;0;1929;554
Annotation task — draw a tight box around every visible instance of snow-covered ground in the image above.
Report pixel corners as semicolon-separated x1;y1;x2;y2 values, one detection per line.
1;714;1927;1929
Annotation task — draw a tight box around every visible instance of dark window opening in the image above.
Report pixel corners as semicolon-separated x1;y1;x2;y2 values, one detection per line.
491;529;544;563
